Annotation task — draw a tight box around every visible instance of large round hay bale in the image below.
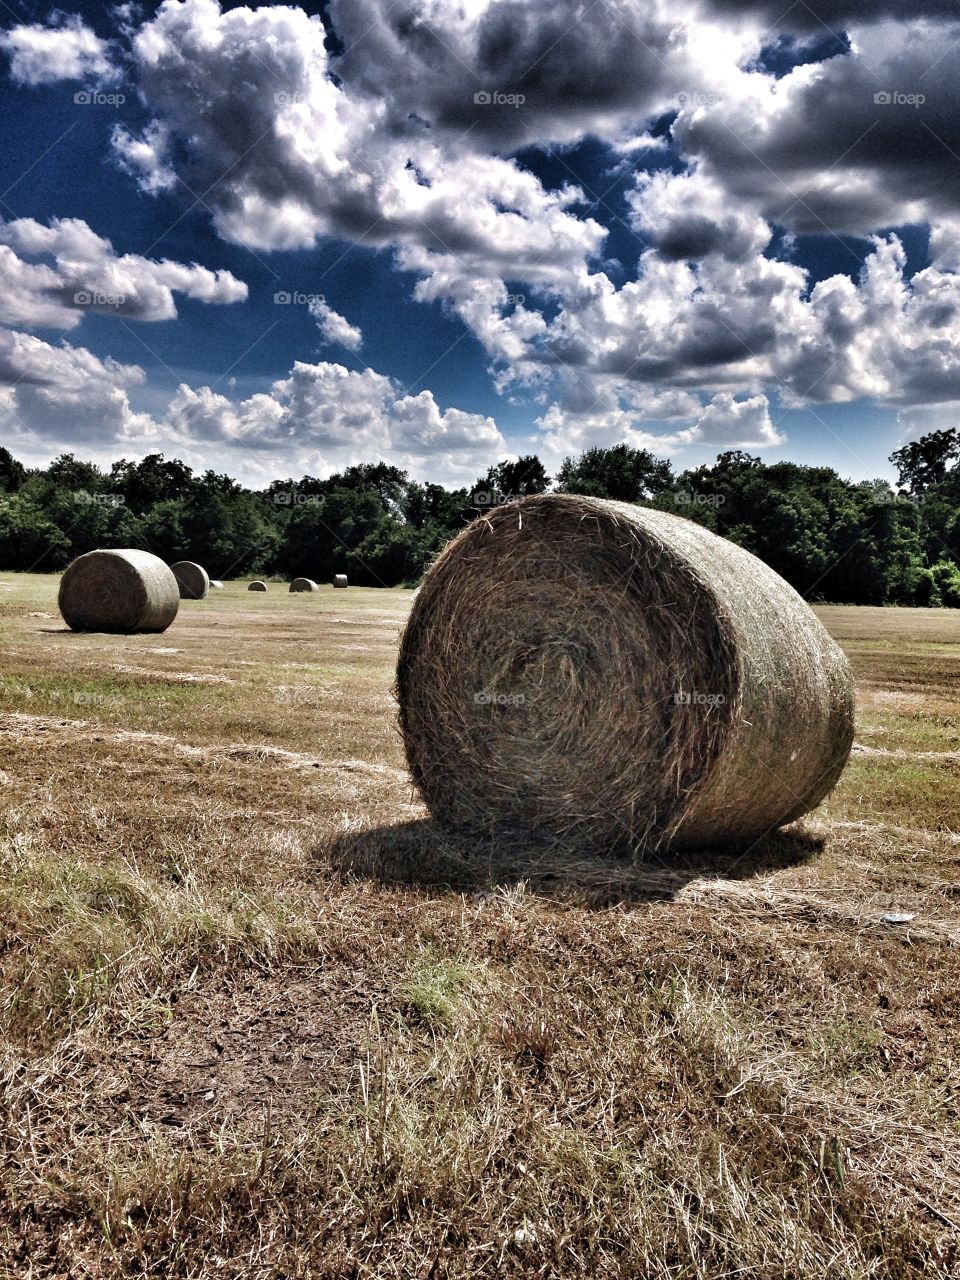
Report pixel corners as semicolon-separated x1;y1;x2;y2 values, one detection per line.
333;574;348;588
210;580;224;590
397;495;854;855
248;580;268;592
170;560;209;600
59;549;179;634
290;577;319;592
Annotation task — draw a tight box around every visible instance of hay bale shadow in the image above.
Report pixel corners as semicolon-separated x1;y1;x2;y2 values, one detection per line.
319;819;823;908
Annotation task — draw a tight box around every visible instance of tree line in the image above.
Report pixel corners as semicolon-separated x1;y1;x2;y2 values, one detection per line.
1;431;960;605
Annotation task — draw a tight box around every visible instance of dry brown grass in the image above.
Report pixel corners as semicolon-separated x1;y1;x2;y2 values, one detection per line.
0;580;958;1277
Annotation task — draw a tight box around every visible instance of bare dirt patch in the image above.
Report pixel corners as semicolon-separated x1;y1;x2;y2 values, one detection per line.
98;966;384;1132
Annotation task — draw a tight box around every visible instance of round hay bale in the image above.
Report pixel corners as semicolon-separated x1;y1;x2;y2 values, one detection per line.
290;577;319;592
397;495;854;855
170;561;209;600
333;574;348;588
248;580;268;592
58;549;179;634
209;580;224;590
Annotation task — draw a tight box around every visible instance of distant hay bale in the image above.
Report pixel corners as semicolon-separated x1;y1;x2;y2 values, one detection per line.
333;574;348;588
248;581;268;591
290;577;319;592
210;580;224;590
397;495;854;856
170;561;210;600
58;549;179;634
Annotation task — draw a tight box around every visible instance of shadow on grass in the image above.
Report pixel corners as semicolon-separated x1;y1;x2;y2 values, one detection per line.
320;818;823;907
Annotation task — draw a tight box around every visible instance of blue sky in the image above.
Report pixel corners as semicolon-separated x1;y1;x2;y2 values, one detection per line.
0;0;958;486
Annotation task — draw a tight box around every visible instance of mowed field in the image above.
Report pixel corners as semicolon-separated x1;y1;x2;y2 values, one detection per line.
1;575;959;1279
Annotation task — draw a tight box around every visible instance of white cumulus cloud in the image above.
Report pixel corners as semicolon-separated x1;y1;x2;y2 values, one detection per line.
308;296;363;352
0;16;117;86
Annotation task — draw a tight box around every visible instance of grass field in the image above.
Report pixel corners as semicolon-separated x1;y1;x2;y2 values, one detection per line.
1;574;959;1277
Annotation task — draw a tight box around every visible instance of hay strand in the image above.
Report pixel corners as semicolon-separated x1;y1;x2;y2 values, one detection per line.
58;549;180;634
290;578;319;592
170;560;210;600
397;495;854;856
333;574;348;588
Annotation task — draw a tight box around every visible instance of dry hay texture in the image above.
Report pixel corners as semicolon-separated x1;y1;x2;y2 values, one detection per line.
333;574;349;588
397;495;854;855
290;578;320;592
58;549;180;635
170;560;210;600
248;581;268;592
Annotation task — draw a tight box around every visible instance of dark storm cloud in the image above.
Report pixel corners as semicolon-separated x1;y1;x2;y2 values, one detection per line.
676;21;960;233
328;0;694;147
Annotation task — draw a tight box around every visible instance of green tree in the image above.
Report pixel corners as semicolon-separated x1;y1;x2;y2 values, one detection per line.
890;429;960;496
476;455;550;502
275;488;385;581
402;481;469;532
0;495;70;569
179;490;280;576
930;560;960;608
43;453;107;496
110;454;195;512
556;444;673;501
0;447;26;493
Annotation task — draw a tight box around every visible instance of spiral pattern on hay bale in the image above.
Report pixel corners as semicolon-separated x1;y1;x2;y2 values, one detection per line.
59;549;179;634
170;561;210;600
397;495;854;855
